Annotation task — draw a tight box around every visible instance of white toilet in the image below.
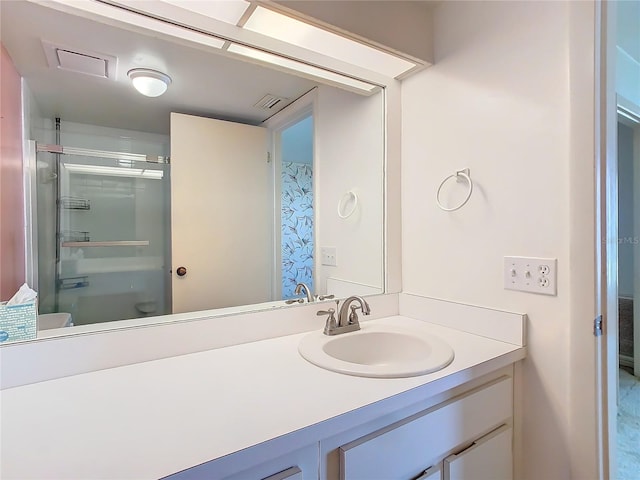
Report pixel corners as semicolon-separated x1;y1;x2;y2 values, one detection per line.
38;312;73;330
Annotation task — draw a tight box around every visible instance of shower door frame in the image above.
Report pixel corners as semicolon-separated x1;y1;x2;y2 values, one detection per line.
24;141;39;295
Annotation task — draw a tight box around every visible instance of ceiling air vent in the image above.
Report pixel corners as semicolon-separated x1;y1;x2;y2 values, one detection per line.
42;41;118;81
253;94;289;111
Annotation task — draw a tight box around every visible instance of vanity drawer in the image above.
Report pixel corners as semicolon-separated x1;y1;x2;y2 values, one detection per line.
165;444;318;480
416;465;442;480
262;466;303;480
443;425;512;480
339;377;512;480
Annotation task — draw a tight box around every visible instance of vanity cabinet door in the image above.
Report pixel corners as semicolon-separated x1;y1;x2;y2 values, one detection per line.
339;377;511;480
443;425;512;480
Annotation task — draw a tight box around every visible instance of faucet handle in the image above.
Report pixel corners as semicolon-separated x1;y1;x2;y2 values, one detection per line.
348;305;361;324
317;308;338;335
285;298;304;305
317;294;335;301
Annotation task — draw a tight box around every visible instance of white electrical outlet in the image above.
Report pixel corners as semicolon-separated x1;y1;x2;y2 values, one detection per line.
321;247;337;266
504;256;557;295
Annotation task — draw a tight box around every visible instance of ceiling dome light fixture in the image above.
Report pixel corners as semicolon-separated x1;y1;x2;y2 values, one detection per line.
127;68;172;97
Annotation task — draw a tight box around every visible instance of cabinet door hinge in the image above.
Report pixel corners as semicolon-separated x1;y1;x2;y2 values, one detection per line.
267;151;272;163
594;315;603;337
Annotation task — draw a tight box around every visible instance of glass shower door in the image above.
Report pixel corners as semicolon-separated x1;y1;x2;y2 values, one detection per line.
37;150;171;326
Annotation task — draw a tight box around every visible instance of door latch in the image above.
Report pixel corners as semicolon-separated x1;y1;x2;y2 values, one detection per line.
593;315;603;337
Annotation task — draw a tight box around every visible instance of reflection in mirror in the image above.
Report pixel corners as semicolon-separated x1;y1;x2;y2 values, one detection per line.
0;0;384;335
279;114;314;300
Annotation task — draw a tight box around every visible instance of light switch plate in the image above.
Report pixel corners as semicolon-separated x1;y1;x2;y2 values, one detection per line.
504;256;557;295
321;247;337;266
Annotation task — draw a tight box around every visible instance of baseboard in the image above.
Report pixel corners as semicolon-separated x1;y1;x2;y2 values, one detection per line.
619;354;634;368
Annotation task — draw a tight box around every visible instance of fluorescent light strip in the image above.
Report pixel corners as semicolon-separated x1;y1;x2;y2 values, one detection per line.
63;163;164;179
167;27;225;50
227;44;377;93
159;0;250;25
46;0;225;50
243;6;416;78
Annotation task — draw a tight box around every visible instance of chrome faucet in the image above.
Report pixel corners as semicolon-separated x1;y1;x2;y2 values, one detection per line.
318;296;371;336
338;296;371;327
294;283;314;302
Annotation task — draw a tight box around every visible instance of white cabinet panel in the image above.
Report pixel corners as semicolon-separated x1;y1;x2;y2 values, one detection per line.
339;378;511;480
444;425;512;480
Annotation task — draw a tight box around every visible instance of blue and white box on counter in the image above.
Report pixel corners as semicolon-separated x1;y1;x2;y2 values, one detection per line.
0;301;37;343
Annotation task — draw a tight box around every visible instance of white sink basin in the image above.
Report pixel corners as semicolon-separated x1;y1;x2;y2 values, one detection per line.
298;323;455;378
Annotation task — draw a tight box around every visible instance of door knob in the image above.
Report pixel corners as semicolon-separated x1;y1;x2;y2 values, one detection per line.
176;266;187;277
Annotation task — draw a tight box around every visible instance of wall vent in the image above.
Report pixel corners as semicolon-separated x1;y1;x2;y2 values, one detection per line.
253;94;289;111
42;40;118;81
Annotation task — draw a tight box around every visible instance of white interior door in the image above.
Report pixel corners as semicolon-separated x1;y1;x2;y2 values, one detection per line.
170;112;272;313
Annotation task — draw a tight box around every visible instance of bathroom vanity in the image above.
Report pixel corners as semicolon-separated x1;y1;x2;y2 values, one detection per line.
0;302;525;480
181;366;515;480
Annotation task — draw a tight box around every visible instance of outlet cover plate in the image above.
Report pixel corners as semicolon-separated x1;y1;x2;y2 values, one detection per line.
321;247;337;266
504;256;557;296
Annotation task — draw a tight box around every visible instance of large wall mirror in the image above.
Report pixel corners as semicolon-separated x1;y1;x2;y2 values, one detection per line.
1;0;385;339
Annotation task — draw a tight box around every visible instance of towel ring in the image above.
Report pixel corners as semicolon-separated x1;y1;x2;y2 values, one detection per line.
337;191;358;219
436;168;473;212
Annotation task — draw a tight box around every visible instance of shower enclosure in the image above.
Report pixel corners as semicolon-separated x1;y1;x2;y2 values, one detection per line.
31;142;172;326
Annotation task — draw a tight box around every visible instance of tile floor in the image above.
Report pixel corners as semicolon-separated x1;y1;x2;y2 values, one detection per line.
618;367;640;480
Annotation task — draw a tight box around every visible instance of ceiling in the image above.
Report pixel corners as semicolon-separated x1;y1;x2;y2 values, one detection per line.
0;1;318;134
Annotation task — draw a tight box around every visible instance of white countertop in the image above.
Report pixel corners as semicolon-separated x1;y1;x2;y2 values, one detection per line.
0;315;525;479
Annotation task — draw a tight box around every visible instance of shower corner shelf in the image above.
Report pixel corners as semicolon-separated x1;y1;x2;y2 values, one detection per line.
61;231;90;243
61;240;150;248
60;196;90;210
58;276;89;290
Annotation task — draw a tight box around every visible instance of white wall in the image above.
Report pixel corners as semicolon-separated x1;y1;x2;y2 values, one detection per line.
57;121;169;156
401;2;591;478
618;122;635;298
315;86;384;295
616;0;640;302
276;0;435;64
281;115;313;165
616;0;640;106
